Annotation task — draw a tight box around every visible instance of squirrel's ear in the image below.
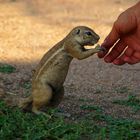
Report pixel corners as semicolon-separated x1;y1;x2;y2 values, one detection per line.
76;29;80;34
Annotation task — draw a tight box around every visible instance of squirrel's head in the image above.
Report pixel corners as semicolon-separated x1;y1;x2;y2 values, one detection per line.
70;26;100;46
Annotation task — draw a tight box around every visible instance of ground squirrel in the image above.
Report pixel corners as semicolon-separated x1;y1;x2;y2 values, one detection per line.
19;26;105;115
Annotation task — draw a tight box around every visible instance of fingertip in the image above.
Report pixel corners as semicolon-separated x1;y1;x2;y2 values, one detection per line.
123;56;130;62
123;56;139;64
98;51;107;58
97;44;108;58
113;60;119;65
113;59;126;65
104;57;112;63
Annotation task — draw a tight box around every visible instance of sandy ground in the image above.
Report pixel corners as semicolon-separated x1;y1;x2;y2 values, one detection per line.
0;0;140;119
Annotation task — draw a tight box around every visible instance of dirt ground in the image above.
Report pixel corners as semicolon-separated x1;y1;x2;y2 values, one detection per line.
0;0;140;119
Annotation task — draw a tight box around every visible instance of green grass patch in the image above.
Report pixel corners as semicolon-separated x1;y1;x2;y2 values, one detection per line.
0;64;16;74
80;105;102;113
113;95;140;112
1;100;140;140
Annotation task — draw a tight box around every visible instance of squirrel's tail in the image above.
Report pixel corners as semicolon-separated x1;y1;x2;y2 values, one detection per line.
19;96;33;110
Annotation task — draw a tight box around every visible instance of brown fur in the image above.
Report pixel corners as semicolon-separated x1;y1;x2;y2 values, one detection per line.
19;26;103;115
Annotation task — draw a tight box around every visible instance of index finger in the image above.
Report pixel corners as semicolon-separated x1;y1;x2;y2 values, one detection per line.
98;23;120;58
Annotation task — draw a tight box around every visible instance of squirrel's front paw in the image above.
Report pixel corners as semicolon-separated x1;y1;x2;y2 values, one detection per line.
95;44;106;52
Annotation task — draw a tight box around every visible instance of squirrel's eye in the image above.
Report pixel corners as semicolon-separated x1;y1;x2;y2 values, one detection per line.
85;31;92;36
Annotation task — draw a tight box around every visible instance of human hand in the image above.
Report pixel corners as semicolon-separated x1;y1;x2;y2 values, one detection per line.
98;1;140;65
